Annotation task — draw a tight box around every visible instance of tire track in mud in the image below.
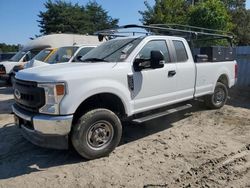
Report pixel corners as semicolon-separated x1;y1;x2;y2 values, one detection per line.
171;144;250;188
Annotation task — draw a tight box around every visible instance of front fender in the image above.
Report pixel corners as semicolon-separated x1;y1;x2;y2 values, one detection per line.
1;61;23;74
60;79;133;116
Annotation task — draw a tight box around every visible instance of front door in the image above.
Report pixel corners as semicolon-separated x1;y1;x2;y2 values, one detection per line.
131;40;178;113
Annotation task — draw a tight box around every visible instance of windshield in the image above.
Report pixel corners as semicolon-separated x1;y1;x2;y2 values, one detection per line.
81;37;143;62
46;46;78;64
9;51;26;62
32;49;53;62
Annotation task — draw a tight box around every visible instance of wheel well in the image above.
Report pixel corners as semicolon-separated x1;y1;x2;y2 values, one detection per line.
217;74;229;87
73;93;126;124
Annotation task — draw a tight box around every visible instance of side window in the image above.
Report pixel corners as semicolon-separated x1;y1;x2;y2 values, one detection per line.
23;52;32;62
136;40;170;63
173;40;188;62
73;47;94;62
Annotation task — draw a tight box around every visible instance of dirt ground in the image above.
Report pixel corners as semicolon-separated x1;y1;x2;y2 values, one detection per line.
0;82;249;188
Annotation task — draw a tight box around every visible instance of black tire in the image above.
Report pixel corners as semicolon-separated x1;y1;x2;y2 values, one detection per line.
10;74;15;86
7;74;15;86
71;108;122;159
205;82;228;109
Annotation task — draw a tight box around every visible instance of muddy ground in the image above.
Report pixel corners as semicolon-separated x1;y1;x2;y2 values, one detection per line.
0;82;249;188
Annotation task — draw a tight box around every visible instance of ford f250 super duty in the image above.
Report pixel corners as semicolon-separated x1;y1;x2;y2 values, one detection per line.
12;25;237;159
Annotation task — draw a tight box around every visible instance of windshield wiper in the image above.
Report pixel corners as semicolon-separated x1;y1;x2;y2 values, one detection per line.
81;58;108;62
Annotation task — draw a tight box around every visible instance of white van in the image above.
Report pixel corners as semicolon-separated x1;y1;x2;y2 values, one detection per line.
25;45;97;68
0;34;102;84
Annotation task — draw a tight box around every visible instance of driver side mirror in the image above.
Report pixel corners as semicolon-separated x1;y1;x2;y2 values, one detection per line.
150;50;164;69
134;50;165;72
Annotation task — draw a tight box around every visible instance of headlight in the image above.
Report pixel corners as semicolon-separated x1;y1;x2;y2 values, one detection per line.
38;83;66;114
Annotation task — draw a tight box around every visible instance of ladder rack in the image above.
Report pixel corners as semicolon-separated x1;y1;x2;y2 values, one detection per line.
95;24;233;45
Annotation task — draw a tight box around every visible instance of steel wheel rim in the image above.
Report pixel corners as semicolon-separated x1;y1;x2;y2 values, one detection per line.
213;87;226;104
86;120;114;150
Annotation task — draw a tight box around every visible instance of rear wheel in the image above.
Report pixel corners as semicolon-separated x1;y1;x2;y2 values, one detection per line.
71;108;122;159
205;82;228;109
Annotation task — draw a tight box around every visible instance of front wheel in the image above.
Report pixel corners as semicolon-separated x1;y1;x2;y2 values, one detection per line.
71;108;122;159
7;74;15;86
205;82;228;109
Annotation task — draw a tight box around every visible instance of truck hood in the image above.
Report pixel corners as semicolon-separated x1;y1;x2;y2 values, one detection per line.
25;59;49;69
16;62;117;82
0;61;23;73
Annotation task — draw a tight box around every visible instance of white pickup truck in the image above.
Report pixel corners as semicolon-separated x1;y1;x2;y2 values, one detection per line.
12;25;237;159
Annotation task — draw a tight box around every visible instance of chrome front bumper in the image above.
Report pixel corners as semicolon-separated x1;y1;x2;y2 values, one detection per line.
12;104;73;149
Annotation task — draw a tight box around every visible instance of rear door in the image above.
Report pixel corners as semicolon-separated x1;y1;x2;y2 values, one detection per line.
171;40;196;101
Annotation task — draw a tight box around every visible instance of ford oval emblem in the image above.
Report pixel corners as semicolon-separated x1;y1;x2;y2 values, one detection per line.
14;89;21;100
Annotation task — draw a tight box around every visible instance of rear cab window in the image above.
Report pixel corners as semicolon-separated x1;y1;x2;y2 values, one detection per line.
173;40;188;62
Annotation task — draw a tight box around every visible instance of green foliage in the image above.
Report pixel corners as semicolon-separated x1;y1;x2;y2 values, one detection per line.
140;0;233;31
188;0;233;32
38;0;118;35
191;0;246;9
0;43;19;52
139;0;189;25
231;9;250;45
221;0;246;10
83;2;119;34
222;0;250;45
140;0;233;46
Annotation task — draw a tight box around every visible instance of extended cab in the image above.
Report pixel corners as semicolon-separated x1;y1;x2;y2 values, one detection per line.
12;27;237;159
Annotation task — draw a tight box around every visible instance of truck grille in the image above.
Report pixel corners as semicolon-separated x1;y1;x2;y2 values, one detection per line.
0;65;6;74
14;79;45;112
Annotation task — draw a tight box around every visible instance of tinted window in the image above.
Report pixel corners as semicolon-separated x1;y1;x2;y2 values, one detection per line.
173;40;188;62
33;49;52;61
136;40;170;63
29;50;40;59
10;51;26;62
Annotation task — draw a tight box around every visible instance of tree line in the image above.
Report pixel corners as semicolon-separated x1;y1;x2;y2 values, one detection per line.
1;0;249;52
140;0;249;45
0;43;19;53
38;0;250;46
38;0;119;36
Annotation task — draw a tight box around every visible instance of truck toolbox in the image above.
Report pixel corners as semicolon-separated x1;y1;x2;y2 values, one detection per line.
224;47;236;61
200;46;236;62
200;46;224;62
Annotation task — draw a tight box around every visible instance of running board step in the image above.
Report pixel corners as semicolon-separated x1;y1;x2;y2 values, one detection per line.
132;104;192;123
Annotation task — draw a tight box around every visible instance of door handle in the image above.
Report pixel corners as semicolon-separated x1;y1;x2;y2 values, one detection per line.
168;70;176;77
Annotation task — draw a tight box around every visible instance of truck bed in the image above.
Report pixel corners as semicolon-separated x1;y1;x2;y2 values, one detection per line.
195;61;236;97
